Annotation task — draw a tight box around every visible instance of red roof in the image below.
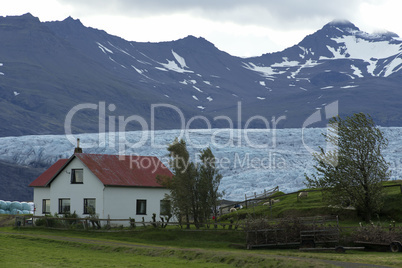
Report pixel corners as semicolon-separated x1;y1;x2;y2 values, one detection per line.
29;159;69;187
29;154;172;188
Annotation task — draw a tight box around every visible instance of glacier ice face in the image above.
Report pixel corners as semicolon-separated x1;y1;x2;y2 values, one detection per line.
1;127;401;201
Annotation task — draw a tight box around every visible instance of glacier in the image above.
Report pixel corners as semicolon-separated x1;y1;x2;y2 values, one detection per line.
1;127;401;201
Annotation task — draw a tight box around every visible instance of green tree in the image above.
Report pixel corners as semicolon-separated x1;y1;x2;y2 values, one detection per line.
159;138;222;228
164;138;196;228
198;147;223;224
305;113;390;222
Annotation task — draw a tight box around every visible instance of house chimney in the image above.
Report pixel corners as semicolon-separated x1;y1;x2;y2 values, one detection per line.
74;138;83;154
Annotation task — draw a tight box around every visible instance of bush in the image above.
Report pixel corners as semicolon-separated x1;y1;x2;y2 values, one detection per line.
35;213;59;227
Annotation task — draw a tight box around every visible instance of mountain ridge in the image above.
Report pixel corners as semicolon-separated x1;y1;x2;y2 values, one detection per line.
1;14;402;138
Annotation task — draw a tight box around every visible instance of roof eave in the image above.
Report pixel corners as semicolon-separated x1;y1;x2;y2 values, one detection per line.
44;154;77;187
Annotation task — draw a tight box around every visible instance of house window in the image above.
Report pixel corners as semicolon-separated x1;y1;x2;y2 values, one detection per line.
84;198;96;214
58;198;70;214
42;199;50;214
71;169;83;184
136;199;147;215
160;200;171;216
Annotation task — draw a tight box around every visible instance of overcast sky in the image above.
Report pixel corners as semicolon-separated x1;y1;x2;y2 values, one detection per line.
1;0;401;57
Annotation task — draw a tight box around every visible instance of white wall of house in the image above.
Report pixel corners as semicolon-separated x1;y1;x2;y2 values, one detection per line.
103;187;170;223
32;187;50;215
48;157;105;217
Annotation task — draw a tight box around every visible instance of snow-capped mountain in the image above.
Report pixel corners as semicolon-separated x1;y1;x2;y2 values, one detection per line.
1;14;402;138
247;20;402;81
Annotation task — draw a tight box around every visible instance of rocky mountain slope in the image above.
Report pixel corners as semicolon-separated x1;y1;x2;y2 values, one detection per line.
1;15;402;138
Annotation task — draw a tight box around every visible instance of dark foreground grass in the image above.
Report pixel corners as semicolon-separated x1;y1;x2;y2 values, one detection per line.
3;227;402;267
0;233;338;268
263;248;402;268
0;234;229;268
7;226;246;249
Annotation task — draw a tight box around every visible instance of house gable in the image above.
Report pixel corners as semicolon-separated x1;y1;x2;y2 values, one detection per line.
29;159;69;187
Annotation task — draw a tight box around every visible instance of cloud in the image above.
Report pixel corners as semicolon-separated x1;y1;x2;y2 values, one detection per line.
48;0;391;56
57;0;365;30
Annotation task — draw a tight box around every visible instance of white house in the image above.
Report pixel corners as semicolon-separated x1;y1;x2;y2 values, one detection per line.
29;150;173;225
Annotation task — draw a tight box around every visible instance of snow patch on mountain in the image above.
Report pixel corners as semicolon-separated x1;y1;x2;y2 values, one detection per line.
289;59;321;78
193;86;203;92
330;36;401;60
272;58;299;67
156;50;193;73
159;59;194;73
298;46;315;58
341;85;359;89
171;50;188;69
319;35;402;77
155;67;168;72
132;66;143;74
180;79;197;85
96;42;113;54
350;65;363;77
382;58;402;77
131;65;155;81
242;62;284;78
108;42;135;59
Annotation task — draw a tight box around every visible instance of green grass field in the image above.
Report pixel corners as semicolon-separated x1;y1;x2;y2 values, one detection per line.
2;181;402;267
0;229;339;268
2;227;402;267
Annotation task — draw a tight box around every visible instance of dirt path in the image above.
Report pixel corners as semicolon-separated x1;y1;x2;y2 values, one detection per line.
0;231;392;268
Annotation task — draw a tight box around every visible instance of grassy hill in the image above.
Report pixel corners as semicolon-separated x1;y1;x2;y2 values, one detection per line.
220;180;402;224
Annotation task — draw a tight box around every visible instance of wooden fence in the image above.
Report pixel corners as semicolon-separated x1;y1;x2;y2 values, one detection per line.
244;186;279;201
219;186;280;215
16;215;243;230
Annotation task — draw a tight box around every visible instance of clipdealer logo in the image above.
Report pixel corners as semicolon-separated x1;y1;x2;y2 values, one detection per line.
301;101;339;166
63;100;338;170
64;101;286;151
